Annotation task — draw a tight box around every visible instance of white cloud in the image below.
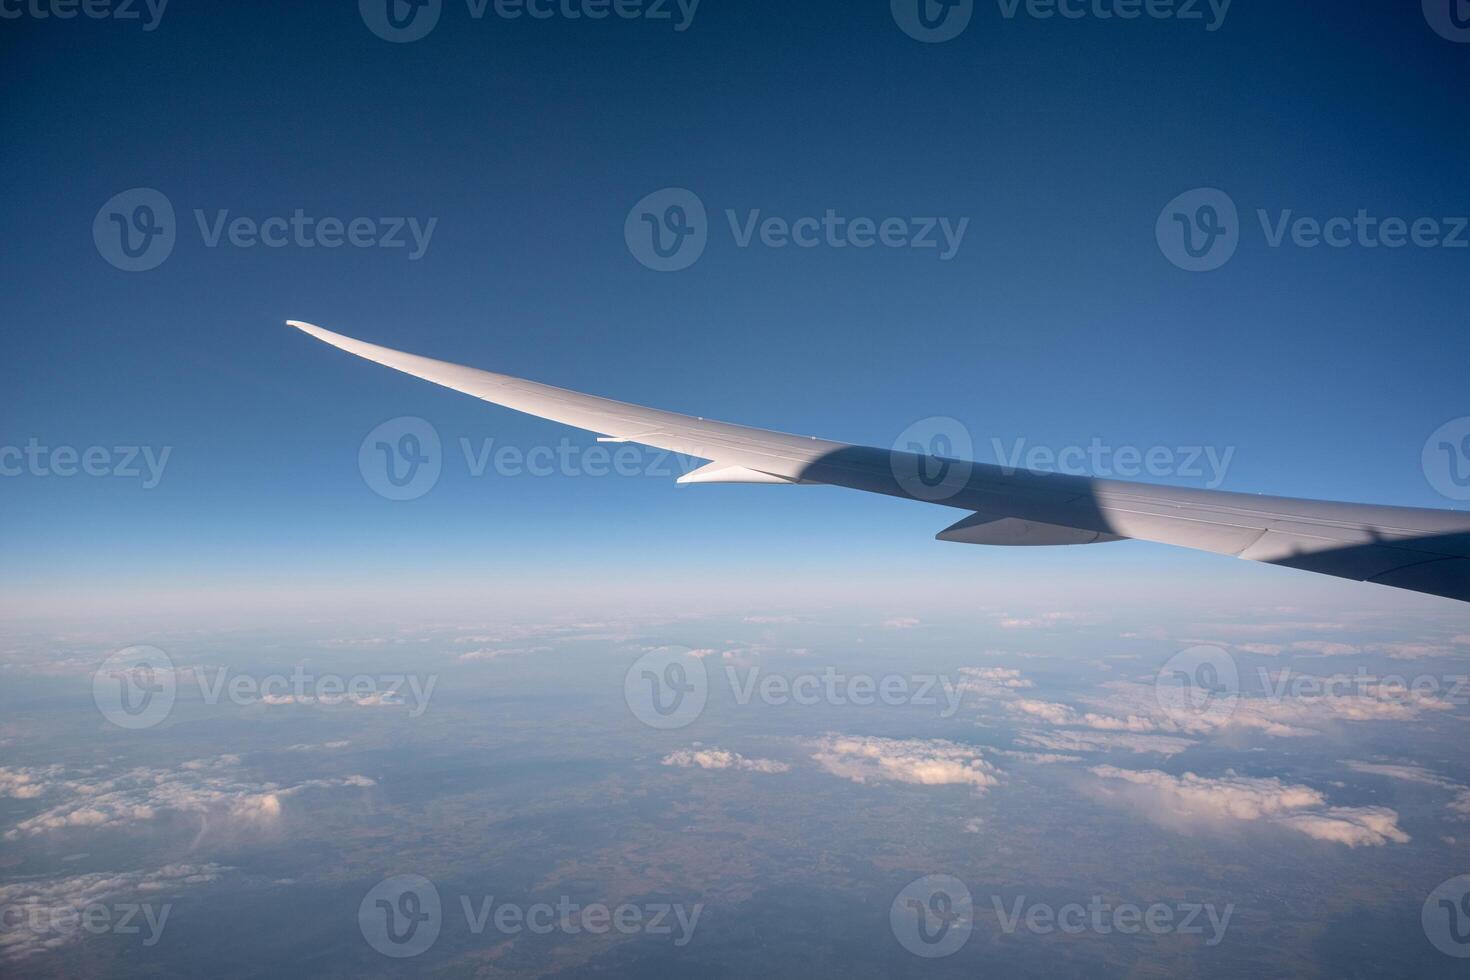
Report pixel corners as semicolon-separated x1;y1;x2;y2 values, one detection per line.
956;666;1034;698
1343;760;1458;788
1274;808;1410;847
1090;766;1409;847
1009;698;1161;733
1010;699;1078;726
811;736;1001;792
458;645;552;662
1068;675;1457;741
1289;640;1359;657
0;863;227;962
660;749;790;774
993;749;1084;765
999;612;1078;630
1234;643;1286;656
1373;642;1455;660
1184;621;1350;638
879;617;920;630
0;766;66;800
3;755;374;841
1014;730;1196;758
1344;760;1470;821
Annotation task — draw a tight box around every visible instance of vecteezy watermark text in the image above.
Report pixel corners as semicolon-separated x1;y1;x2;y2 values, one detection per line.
0;440;171;488
357;874;702;957
891;0;1231;44
725;665;965;718
0;901;172;949
1157;188;1469;272
625;188;969;272
1256;667;1469;706
991;894;1233;945
358;416;707;500
359;0;700;43
888;874;1233;958
91;646;439;729
623;647;972;729
93;188;438;271
993;437;1235;488
0;0;168;29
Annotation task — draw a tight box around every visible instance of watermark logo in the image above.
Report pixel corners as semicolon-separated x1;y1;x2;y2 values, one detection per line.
890;874;973;958
358;874;702;955
626;188;969;270
94;189;437;270
360;0;442;41
360;417;442;500
1424;875;1470;957
361;0;698;39
1424;0;1470;42
1160;189;1469;271
92;645;176;730
1156;188;1239;272
360;874;442;958
1423;417;1470;501
1154;645;1238;728
459;435;700;481
891;417;973;502
624;646;708;729
891;0;973;43
625;187;707;272
94;188;176;272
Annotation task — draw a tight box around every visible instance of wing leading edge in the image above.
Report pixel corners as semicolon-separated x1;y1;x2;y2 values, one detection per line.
289;321;1470;604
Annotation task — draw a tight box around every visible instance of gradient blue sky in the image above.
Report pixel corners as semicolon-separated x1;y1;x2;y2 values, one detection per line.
3;1;1468;619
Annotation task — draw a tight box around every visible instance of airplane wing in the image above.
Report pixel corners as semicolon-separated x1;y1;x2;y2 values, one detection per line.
289;321;1470;604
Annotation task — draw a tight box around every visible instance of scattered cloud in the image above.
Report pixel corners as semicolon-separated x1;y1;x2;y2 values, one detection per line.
0;864;228;962
1014;730;1195;757
1288;640;1359;657
2;755;374;841
999;612;1078;630
993;749;1084;765
811;736;1001;793
283;740;350;752
458;645;552;662
660;748;790;774
956;666;1034;699
1344;760;1470;820
1090;766;1409;847
1343;760;1458;788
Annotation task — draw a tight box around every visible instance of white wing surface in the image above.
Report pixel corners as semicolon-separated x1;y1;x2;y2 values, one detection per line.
290;321;1470;604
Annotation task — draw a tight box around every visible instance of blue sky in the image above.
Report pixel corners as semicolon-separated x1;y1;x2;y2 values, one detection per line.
3;1;1468;617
